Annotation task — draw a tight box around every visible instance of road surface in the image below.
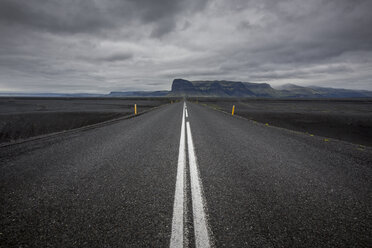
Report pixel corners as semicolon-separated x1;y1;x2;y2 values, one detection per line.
1;101;371;247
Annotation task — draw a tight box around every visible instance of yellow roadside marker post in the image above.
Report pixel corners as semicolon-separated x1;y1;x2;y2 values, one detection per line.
232;105;235;116
134;104;137;115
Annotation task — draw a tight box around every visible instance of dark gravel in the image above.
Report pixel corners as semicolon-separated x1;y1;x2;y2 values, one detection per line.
187;102;372;247
0;102;182;247
0;97;173;144
193;98;372;147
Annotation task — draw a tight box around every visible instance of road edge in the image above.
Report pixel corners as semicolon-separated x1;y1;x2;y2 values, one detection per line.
192;101;372;151
0;102;171;148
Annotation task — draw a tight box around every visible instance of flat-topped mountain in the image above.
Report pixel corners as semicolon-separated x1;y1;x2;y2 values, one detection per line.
171;79;278;97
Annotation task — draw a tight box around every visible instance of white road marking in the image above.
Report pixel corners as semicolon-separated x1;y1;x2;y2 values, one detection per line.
170;102;212;248
186;121;212;248
170;103;186;248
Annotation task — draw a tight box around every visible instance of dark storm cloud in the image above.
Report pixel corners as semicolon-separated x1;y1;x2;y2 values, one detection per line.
0;0;209;35
0;0;371;93
0;0;111;33
229;0;372;63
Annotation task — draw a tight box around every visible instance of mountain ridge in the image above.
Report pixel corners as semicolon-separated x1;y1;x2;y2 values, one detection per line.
168;79;372;98
1;79;371;98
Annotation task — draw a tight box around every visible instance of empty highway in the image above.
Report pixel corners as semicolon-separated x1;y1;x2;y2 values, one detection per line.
1;102;371;247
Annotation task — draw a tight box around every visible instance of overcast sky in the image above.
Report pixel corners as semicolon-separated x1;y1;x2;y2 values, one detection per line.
0;0;371;93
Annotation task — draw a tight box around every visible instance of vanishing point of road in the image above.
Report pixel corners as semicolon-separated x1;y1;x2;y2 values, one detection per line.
1;102;371;247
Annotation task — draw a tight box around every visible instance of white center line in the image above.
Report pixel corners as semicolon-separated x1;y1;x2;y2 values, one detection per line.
170;103;186;248
170;102;212;248
186;120;211;248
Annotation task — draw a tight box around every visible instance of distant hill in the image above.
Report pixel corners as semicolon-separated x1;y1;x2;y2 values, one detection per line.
306;86;372;98
108;91;169;97
276;84;321;97
0;93;105;97
277;83;372;98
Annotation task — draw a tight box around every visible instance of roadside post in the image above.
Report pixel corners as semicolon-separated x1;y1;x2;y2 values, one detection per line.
134;104;137;115
232;105;235;116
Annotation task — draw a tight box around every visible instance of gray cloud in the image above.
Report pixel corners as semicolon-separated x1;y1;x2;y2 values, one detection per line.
79;52;134;63
102;53;133;62
0;0;371;93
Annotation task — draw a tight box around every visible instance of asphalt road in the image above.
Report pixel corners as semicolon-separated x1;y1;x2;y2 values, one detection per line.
1;101;371;247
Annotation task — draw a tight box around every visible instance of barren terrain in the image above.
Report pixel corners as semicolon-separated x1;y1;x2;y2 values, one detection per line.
190;98;372;147
0;97;174;144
